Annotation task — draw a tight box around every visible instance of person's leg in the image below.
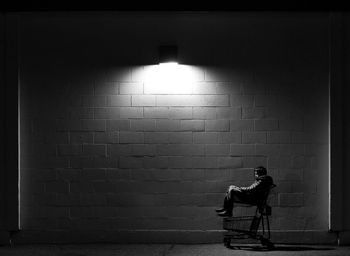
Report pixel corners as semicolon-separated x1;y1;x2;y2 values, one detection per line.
225;189;240;215
215;191;230;212
216;184;236;212
231;190;249;203
218;189;250;217
217;188;238;216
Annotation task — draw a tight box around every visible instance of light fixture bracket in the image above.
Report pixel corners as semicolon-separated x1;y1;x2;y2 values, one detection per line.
158;45;178;64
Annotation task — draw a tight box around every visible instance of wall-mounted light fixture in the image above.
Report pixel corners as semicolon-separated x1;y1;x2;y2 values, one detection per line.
158;45;178;64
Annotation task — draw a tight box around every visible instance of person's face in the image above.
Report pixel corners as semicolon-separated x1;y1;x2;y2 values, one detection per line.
254;170;259;178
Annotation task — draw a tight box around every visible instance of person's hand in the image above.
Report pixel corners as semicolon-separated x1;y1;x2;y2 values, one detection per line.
234;186;242;192
228;185;241;192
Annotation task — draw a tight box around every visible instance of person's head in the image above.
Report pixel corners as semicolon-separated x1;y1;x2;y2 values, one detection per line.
254;166;267;178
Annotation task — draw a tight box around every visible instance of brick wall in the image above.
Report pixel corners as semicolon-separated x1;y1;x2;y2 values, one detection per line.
18;13;330;243
343;13;350;237
0;14;5;231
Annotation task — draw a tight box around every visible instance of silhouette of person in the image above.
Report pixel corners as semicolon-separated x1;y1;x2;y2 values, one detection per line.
215;166;274;217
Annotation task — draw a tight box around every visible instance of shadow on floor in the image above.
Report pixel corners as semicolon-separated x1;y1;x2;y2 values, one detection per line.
228;245;336;252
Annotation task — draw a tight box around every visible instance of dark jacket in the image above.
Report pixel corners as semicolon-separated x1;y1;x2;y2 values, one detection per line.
240;175;274;200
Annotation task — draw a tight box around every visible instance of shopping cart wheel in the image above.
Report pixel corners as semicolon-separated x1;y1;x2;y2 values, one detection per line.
260;237;274;250
223;237;231;248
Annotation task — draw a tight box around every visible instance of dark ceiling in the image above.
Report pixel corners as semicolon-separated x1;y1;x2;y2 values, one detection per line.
0;1;347;12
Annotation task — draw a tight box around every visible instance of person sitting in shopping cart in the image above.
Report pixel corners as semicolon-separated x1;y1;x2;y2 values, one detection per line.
215;166;274;217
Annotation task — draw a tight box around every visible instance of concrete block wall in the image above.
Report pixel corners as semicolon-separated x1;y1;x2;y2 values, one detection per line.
18;13;330;243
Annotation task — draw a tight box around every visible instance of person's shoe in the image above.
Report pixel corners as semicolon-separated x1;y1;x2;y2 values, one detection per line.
215;208;226;213
217;211;232;217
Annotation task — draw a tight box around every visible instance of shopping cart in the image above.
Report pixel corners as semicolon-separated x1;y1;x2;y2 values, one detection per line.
222;184;276;249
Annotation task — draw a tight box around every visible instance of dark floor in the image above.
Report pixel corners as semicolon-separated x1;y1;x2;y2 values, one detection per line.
0;244;349;256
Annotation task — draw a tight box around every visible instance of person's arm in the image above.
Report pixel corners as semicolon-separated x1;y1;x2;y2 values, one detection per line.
228;185;242;192
240;180;262;192
241;176;273;194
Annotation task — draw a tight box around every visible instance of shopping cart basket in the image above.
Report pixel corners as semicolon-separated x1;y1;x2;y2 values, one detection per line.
222;184;276;249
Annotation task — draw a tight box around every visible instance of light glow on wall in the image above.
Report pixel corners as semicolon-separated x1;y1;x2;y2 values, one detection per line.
143;64;197;94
